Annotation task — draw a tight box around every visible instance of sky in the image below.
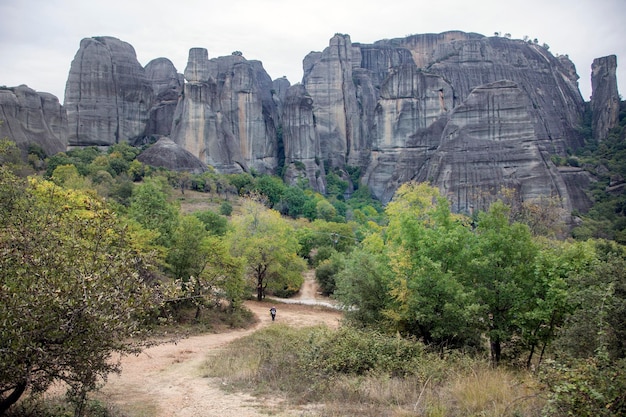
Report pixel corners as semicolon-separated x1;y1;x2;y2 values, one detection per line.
1;0;624;102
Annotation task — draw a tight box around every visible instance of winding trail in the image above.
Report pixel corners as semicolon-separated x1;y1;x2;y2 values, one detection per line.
94;271;342;417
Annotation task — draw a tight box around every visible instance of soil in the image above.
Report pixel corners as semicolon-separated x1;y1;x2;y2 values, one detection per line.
94;271;343;417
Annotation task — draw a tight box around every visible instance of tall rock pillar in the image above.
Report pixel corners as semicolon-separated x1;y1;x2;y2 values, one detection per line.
591;55;620;141
303;34;360;168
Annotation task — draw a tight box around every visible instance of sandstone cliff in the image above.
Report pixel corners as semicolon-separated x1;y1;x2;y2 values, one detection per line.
0;85;67;156
591;55;620;141
145;58;184;137
169;48;278;174
64;36;154;147
302;32;588;211
3;31;620;216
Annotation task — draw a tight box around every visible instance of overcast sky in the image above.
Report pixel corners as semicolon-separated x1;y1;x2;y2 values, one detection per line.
1;0;624;102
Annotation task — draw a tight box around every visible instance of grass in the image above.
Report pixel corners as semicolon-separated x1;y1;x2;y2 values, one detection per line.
201;324;546;417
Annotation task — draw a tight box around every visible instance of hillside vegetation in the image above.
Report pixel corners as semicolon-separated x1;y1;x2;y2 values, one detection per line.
1;107;626;416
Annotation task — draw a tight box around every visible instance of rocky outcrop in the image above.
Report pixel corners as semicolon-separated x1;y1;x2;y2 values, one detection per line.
302;32;588;211
303;34;361;167
145;58;183;137
423;81;572;214
64;36;153;147
591;55;620;141
170;49;278;174
8;31;619;217
282;84;326;192
0;85;67;156
137;137;207;173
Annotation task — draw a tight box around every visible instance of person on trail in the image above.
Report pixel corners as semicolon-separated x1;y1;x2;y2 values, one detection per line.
270;306;277;321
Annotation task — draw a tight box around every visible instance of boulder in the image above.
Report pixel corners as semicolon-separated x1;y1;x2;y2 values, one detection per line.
137;137;207;173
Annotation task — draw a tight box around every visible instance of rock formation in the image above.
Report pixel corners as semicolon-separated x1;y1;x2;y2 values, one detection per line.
64;36;153;147
0;85;67;156
302;32;588;211
170;49;278;174
137;137;207;173
282;84;326;192
4;31;621;216
591;55;620;141
145;58;184;137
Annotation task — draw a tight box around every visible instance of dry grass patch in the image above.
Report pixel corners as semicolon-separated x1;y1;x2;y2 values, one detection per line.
202;324;546;416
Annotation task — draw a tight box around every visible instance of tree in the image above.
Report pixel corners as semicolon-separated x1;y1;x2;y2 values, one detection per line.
335;234;394;327
167;215;244;318
128;177;179;247
229;200;305;300
382;182;480;349
194;209;229;236
464;201;539;364
0;169;161;415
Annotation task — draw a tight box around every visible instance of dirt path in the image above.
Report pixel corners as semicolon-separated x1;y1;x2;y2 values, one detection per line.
94;272;343;417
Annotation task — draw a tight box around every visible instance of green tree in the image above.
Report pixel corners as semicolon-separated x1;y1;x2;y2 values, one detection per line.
382;182;480;349
229;200;305;300
520;239;596;367
0;170;160;415
335;234;394;327
168;215;244;318
278;186;307;218
557;241;626;360
194;209;229;236
128;177;179;247
254;174;286;207
465;201;539;364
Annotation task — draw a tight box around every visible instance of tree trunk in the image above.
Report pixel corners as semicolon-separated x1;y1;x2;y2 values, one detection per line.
257;281;263;301
490;338;502;365
526;343;536;369
0;380;27;415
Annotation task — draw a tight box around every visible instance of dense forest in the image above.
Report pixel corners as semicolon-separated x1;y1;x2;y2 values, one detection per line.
1;104;626;416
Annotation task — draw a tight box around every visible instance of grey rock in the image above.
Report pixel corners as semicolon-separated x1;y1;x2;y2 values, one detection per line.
591;55;620;141
0;85;67;156
65;36;153;146
145;58;183;136
424;80;572;214
170;49;278;174
303;31;589;212
272;76;291;118
136;136;207;173
303;34;361;167
282;84;325;193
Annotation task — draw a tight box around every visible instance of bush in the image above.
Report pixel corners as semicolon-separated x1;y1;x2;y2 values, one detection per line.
307;327;426;378
540;357;626;416
220;201;233;216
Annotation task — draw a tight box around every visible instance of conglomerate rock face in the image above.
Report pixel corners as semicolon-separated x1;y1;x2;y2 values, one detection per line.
64;36;153;147
281;83;326;193
144;58;184;137
591;55;620;141
4;31;620;215
304;32;588;209
0;85;67;156
169;48;278;174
